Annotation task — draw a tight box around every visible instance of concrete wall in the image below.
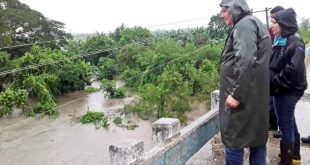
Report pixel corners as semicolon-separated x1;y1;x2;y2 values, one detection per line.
143;109;219;165
109;90;220;165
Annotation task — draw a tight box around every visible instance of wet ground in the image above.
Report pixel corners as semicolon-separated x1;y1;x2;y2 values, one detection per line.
0;83;208;165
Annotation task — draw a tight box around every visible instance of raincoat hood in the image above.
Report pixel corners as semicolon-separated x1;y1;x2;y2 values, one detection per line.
219;0;251;23
274;8;298;37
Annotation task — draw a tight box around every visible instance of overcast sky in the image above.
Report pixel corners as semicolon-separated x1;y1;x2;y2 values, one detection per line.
19;0;309;34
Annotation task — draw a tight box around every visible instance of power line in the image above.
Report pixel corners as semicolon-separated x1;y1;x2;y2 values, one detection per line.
0;40;211;133
0;49;105;76
0;9;268;51
252;8;271;14
0;37;161;132
0;38;157;77
126;44;209;81
0;8;269;132
0;16;211;51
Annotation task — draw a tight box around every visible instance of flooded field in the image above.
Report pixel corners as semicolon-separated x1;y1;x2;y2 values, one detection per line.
3;47;309;165
0;82;209;165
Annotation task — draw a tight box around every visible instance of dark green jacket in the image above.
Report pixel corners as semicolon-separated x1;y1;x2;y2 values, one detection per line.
219;0;271;148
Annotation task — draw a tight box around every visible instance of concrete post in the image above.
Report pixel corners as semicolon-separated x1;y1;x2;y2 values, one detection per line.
211;90;220;110
109;139;144;165
152;118;180;144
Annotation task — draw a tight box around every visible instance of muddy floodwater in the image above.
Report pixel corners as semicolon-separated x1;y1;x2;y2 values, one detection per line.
4;64;310;165
0;82;209;165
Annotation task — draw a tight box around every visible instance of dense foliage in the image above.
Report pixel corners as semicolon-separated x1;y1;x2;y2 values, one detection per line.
0;1;227;121
0;0;90;117
0;0;72;56
0;88;27;117
0;46;91;116
100;79;125;98
207;13;231;40
121;39;222;121
300;18;310;44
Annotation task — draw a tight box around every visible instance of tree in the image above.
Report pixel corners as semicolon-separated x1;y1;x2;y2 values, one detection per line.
66;33;115;65
154;28;209;47
0;51;13;91
82;33;115;65
100;79;125;98
0;46;92;117
0;0;72;56
300;17;310;30
109;24;125;42
0;16;11;47
207;13;230;40
300;18;310;44
96;57;117;80
119;26;153;45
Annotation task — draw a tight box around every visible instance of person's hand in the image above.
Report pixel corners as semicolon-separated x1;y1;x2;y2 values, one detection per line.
226;95;240;108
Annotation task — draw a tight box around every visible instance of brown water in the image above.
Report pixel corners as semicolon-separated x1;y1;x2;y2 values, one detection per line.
0;82;208;165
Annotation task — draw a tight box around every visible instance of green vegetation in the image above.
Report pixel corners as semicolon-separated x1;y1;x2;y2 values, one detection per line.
0;46;91;116
96;57;118;80
0;0;89;117
301;30;310;44
77;112;139;130
0;89;27;117
119;39;222;122
300;18;310;44
79;111;109;128
208;13;231;40
100;79;126;98
84;87;99;93
112;116;139;130
126;121;139;130
0;0;71;55
113;116;122;126
0;2;228;123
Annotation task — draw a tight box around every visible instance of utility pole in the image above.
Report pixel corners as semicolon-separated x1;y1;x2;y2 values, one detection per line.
265;7;270;28
252;7;271;28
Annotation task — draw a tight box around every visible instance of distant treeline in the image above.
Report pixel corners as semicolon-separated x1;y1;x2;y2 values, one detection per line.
1;0;309;122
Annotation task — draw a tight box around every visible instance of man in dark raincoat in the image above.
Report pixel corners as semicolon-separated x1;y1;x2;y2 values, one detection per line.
219;0;271;164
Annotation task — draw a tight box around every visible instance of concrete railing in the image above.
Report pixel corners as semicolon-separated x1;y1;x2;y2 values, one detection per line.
109;90;220;165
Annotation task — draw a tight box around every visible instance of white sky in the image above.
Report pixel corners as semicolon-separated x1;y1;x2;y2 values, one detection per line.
19;0;309;34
